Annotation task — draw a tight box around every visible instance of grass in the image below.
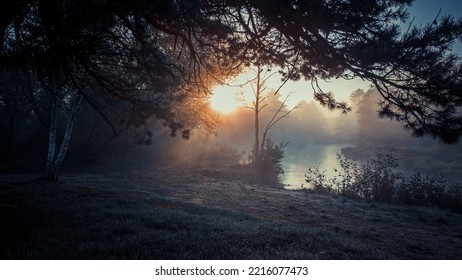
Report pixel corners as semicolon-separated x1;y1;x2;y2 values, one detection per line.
0;178;388;259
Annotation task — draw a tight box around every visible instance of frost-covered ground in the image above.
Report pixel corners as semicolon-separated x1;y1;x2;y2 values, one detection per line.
1;162;461;259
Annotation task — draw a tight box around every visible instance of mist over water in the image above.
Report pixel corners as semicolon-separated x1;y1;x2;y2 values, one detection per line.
127;88;462;188
283;144;352;189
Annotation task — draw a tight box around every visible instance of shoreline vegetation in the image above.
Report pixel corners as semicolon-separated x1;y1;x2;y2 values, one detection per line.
305;151;462;214
1;160;461;259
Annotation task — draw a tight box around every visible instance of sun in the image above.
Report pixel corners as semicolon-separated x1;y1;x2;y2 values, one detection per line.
210;85;240;113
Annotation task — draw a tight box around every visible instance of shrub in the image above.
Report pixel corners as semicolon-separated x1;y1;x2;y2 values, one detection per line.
395;172;446;206
305;150;462;213
249;138;287;184
305;164;334;193
306;152;404;201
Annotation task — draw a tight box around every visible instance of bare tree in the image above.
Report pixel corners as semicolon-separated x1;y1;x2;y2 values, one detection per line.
242;62;300;177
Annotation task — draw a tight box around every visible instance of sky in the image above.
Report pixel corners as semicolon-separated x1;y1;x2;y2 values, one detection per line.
212;0;462;110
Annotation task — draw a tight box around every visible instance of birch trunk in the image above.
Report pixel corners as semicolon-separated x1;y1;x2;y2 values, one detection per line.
43;95;83;180
52;95;83;173
43;97;58;180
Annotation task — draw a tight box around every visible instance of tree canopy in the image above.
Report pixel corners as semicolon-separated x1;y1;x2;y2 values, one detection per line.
1;0;462;142
215;0;462;143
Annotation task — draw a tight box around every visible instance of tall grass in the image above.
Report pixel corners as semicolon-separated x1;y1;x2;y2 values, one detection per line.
305;151;462;213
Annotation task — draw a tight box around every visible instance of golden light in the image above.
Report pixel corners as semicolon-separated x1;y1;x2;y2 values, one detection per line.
210;85;240;113
209;66;369;114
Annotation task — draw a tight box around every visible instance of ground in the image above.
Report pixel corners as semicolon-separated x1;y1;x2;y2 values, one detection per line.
1;162;462;259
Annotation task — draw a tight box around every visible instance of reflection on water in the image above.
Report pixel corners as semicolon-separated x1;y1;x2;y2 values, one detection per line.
282;144;352;189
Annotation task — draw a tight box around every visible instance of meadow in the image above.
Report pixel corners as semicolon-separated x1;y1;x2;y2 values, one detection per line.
1;162;461;259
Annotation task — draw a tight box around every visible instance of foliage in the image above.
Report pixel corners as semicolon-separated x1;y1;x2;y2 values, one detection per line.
249;138;287;184
0;0;236;143
305;164;333;193
2;0;462;179
219;0;462;143
0;0;235;177
2;0;462;144
305;151;462;213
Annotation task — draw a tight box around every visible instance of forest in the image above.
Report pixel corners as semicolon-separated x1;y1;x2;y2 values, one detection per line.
1;0;462;259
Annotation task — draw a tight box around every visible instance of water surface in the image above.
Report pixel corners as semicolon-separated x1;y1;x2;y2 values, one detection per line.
283;144;352;189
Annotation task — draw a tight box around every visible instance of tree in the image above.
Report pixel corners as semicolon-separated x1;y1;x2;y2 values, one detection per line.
243;64;299;159
0;0;238;179
1;0;462;179
214;0;462;143
238;63;299;182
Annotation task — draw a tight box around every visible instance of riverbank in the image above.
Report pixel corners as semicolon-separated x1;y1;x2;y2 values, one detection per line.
1;162;461;259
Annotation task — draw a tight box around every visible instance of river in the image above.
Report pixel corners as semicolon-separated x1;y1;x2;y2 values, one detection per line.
282;144;352;189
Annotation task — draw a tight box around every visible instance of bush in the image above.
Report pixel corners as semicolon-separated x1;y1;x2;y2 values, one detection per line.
305;152;403;201
248;138;287;185
305;164;333;193
305;151;462;213
395;172;445;206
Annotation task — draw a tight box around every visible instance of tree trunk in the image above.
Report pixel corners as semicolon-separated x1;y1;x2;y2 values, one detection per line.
43;97;58;180
53;95;83;171
260;129;267;157
43;95;83;180
254;106;260;157
254;63;261;159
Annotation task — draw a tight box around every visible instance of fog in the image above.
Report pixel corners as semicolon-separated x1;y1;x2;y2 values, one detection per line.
2;84;460;185
344;89;462;184
143;88;462;185
142;92;355;163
